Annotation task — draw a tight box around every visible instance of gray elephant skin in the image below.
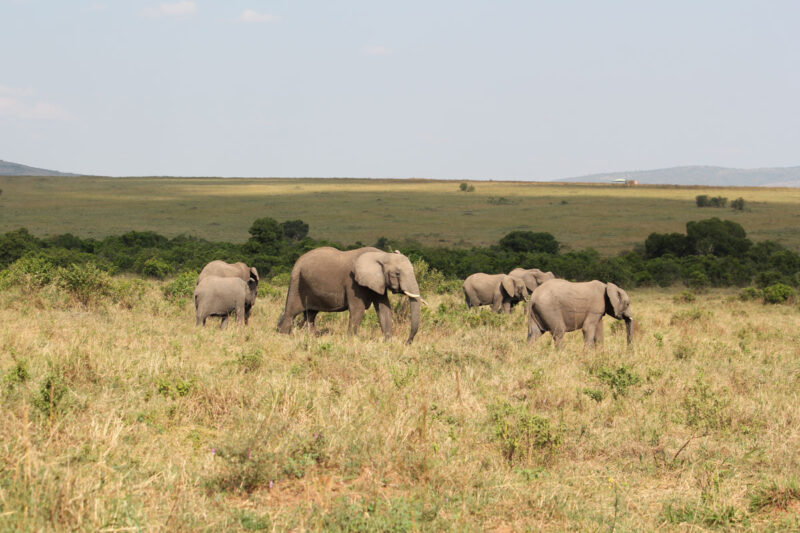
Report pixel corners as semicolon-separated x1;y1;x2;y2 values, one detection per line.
508;268;556;294
194;275;258;329
527;279;633;348
277;247;424;344
197;260;259;285
462;273;529;313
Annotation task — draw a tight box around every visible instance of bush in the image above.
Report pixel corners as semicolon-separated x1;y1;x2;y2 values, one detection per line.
738;287;762;301
761;283;796;304
499;231;559;254
140;257;172;279
731;197;745;211
594;365;641;399
489;401;562;464
0;255;57;289
162;271;198;300
54;263;113;305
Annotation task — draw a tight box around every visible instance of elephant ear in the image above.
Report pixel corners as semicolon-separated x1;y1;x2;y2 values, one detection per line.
501;275;516;298
354;252;386;294
605;282;627;318
249;267;259;282
521;273;539;293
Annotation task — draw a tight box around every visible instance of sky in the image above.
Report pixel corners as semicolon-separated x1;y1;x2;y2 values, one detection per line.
1;0;799;179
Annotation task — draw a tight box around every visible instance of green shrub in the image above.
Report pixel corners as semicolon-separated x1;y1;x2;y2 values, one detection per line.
0;255;57;289
3;359;30;389
761;283;795;304
140;257;172;279
582;388;604;402
162;271;198;300
731;197;745;211
54;263;113;305
738;287;762;301
594;365;641;399
683;373;730;432
32;370;68;419
111;278;147;308
488;401;562;464
156;377;195;399
235;348;263;373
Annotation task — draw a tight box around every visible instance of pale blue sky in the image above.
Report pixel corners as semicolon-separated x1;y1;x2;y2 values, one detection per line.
1;1;798;178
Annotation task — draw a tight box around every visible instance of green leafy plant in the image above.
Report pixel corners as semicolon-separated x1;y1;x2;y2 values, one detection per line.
489;401;562;464
761;283;795;304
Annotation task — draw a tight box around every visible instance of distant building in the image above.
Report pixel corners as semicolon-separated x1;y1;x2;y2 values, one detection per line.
612;178;638;186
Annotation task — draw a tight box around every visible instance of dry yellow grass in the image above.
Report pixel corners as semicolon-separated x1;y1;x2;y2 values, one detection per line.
1;279;799;531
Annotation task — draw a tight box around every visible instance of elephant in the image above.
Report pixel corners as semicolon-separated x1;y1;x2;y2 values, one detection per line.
197;260;259;285
276;247;425;344
194;275;258;329
508;268;556;294
462;273;529;313
526;279;633;349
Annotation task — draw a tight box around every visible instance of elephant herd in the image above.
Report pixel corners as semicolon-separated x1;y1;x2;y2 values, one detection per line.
193;246;634;349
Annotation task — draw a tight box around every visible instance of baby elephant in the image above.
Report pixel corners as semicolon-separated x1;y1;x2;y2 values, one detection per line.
194;275;258;329
527;279;633;349
463;273;529;314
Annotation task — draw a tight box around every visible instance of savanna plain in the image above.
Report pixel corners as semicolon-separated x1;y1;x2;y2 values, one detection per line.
1;177;800;531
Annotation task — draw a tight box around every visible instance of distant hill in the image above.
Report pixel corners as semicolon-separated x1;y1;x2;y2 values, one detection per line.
0;159;78;177
559;166;800;187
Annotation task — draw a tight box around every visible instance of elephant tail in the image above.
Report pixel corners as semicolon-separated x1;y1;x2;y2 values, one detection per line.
527;295;545;334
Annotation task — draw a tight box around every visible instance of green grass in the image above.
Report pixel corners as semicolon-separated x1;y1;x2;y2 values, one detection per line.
3;176;800;253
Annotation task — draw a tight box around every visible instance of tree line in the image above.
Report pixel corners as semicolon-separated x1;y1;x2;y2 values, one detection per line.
1;216;798;290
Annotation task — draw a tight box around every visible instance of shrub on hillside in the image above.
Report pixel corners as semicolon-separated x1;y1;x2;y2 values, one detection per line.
55;263;113;306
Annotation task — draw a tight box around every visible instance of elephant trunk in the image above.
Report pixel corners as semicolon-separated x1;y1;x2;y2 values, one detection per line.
401;275;421;344
624;317;634;345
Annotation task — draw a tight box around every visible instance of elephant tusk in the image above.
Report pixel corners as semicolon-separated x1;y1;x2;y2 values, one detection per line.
403;291;428;306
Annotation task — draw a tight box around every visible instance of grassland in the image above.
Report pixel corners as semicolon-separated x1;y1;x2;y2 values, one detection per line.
2;277;800;531
2;176;800;254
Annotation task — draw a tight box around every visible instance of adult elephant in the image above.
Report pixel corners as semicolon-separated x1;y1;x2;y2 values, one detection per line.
508;268;556;294
276;247;425;344
462;273;528;313
197;260;259;285
527;279;633;349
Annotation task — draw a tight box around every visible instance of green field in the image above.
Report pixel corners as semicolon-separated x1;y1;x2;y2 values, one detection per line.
2;176;800;253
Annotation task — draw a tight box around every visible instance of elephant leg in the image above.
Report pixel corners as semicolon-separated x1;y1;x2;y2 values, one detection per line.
375;296;393;341
236;304;245;325
594;320;604;348
244;303;252;325
527;322;543;344
304;310;319;334
196;313;203;327
491;294;503;313
348;300;367;335
277;292;304;334
220;314;230;330
502;300;512;314
552;329;565;350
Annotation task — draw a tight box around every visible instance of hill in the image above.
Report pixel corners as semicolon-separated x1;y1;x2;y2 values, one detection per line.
0;159;78;176
560;165;800;187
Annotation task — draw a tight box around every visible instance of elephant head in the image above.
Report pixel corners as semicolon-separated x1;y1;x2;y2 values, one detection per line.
509;268;555;293
354;250;424;344
501;275;528;301
605;282;633;344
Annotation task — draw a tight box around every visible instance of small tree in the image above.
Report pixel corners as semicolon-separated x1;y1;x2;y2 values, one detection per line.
695;195;710;207
731;197;745;211
280;219;309;240
459;182;468;192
